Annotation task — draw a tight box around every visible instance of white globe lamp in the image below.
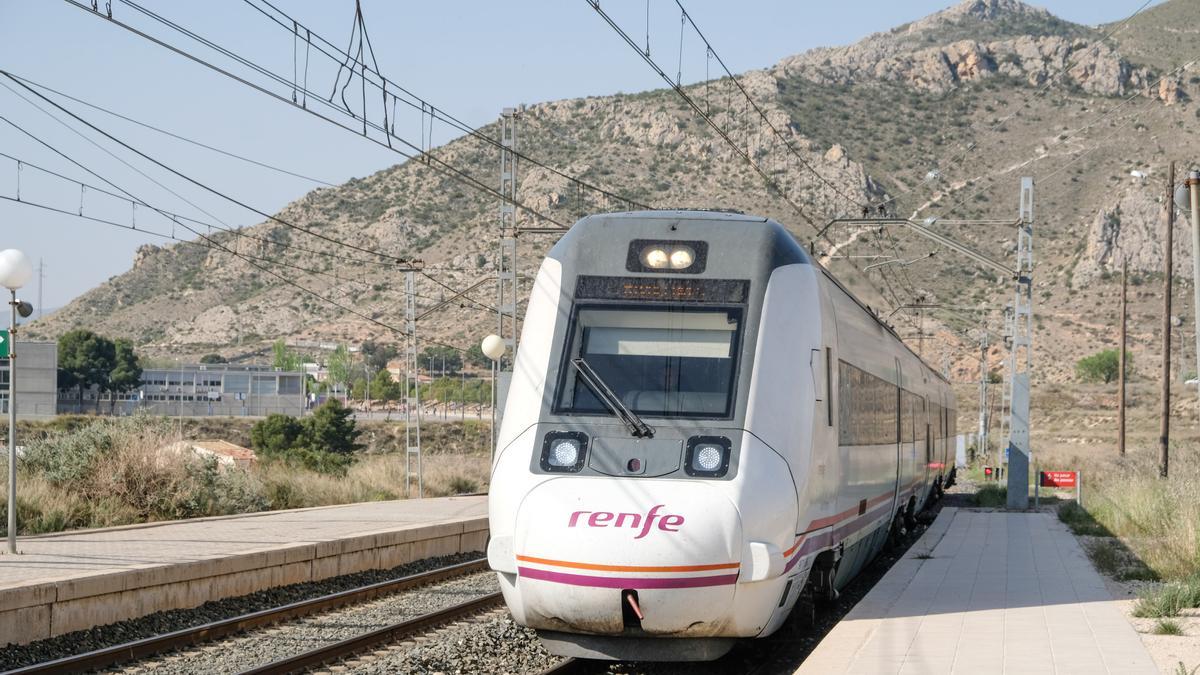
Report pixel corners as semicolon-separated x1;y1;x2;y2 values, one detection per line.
481;334;507;362
0;249;32;290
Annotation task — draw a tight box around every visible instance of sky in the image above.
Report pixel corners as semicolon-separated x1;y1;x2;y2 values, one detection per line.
0;0;1165;312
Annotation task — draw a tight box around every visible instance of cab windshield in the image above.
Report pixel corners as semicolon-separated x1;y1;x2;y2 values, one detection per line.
554;305;742;418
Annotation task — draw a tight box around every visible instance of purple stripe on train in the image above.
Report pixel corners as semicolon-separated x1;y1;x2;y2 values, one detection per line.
518;566;739;589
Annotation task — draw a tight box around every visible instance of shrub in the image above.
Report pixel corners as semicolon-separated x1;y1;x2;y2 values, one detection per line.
303;399;362;455
1133;577;1200;618
1154;618;1184;636
974;483;1006;508
248;400;361;475
1075;349;1130;384
250;414;305;457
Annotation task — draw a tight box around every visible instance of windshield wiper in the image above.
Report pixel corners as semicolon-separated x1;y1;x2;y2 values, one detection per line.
570;357;655;438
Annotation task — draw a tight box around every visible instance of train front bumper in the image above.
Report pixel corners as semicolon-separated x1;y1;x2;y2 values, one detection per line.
489;476;786;638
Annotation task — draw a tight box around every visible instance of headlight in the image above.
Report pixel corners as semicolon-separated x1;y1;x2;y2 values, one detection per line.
694;444;723;471
642;247;669;269
685;436;731;478
540;431;588;473
669;246;695;269
549;439;580;467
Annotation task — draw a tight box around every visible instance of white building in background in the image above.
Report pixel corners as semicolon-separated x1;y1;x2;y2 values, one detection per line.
61;363;307;417
0;341;58;420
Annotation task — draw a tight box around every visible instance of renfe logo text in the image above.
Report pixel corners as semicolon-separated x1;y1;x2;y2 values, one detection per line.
567;504;684;539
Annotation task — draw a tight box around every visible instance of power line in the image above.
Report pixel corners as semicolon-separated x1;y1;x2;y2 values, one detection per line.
0;88;401;271
5;72;337;187
241;0;652;214
59;0;572;230
670;0;867;212
0;149;486;318
586;0;823;231
0;158;480;355
2;70;422;267
587;0;928;330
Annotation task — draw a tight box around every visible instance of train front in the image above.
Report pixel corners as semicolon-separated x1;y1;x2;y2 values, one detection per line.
487;211;820;661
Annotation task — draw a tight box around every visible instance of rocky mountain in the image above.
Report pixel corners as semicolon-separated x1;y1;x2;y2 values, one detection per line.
27;0;1200;389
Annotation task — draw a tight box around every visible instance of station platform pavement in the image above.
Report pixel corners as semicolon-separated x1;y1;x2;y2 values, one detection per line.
797;507;1158;675
0;496;487;646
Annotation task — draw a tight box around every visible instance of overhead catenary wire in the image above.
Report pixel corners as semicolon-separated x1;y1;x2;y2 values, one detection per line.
585;0;822;231
1;70;423;267
58;0;569;230
4;72;337;187
239;0;651;213
587;0;927;334
0;81;406;271
0;150;480;355
669;0;868;212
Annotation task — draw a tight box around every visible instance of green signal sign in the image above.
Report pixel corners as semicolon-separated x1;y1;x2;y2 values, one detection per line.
0;330;8;359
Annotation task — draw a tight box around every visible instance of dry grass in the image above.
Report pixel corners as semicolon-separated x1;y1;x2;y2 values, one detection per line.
256;452;489;510
1041;441;1200;581
1;415;490;536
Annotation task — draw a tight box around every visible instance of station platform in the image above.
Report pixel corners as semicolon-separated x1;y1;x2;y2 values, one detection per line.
797;507;1158;675
0;496;488;646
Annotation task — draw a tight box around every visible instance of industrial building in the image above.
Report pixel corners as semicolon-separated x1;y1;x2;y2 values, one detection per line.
60;363;307;417
0;340;59;420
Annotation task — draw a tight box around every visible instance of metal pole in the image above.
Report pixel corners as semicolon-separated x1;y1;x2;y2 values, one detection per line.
490;360;497;466
7;290;17;553
1161;162;1175;480
1119;258;1127;456
1190;169;1200;419
978;331;988;460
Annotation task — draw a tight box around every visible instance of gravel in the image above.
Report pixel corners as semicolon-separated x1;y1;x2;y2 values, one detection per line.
0;551;483;673
108;572;500;674
350;612;559;675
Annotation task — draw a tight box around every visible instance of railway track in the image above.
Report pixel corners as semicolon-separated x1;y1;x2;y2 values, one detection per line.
1;558;489;675
240;592;505;675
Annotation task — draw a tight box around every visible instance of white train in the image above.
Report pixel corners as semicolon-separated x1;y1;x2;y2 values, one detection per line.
487;210;956;661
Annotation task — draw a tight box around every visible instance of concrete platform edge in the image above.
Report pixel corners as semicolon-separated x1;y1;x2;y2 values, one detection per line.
0;513;488;646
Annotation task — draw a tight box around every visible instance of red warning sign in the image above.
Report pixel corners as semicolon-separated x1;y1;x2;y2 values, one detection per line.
1040;471;1077;488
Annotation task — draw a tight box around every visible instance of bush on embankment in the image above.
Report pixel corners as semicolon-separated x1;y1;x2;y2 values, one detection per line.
0;413;490;536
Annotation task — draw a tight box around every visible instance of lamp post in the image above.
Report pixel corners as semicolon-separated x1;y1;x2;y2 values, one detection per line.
0;249;34;554
481;334;507;466
1181;170;1200;417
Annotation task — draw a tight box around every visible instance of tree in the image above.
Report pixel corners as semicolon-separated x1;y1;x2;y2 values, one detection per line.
106;339;143;412
1075;349;1131;384
57;329;116;411
326;344;352;399
303;399;362;455
419;345;463;375
370;369;402;402
350;374;368;401
465;343;490;369
249;413;305;457
199;353;227;364
360;340;398;373
272;339;301;372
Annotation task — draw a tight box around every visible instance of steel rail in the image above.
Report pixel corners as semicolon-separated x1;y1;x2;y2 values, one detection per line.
2;558;489;675
238;592;505;675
